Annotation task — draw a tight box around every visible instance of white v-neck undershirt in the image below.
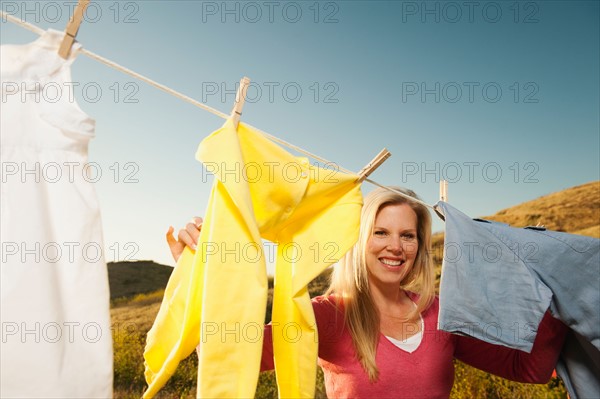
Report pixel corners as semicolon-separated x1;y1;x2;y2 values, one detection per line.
384;303;424;353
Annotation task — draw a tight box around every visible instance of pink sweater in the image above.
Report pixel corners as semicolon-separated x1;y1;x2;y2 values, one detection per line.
261;295;568;399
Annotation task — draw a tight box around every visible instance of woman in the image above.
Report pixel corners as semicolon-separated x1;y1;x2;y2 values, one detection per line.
167;186;568;398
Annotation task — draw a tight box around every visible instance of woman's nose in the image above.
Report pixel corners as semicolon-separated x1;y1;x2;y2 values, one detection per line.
386;236;404;253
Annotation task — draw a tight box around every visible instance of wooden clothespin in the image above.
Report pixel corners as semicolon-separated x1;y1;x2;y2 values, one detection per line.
356;148;391;183
231;77;251;128
58;0;90;59
439;180;448;202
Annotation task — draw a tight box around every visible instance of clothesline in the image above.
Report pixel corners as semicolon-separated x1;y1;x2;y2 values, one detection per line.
1;11;434;210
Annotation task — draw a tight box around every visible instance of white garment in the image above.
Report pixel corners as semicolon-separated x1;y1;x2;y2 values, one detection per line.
0;30;113;398
385;314;424;353
385;330;423;353
384;301;424;353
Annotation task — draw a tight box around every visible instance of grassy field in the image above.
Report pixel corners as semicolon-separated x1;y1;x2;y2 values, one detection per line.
111;276;332;399
111;280;568;399
110;181;599;398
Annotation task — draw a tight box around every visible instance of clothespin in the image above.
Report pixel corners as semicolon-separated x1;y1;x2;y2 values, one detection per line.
58;0;90;59
439;180;448;202
356;148;391;183
231;77;251;128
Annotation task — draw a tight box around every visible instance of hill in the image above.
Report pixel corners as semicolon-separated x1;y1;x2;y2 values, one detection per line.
483;181;600;236
108;260;173;300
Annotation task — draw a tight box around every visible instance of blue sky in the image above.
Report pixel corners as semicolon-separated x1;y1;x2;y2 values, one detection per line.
2;0;598;270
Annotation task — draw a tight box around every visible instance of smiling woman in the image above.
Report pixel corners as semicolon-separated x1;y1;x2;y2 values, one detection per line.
326;186;436;382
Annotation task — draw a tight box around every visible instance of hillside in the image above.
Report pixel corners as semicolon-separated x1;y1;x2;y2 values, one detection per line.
483;181;600;236
108;260;173;300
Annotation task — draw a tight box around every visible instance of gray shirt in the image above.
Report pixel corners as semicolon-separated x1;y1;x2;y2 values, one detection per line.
434;201;599;399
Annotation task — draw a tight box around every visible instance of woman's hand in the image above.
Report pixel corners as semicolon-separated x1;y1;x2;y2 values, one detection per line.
166;217;203;262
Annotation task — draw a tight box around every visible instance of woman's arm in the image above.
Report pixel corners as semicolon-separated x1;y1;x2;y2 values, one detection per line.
260;296;343;372
260;325;275;371
454;310;568;383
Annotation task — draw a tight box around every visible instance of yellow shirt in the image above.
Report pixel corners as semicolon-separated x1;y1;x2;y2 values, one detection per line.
144;118;362;398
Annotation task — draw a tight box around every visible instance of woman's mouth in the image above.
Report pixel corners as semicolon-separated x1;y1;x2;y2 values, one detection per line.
379;258;405;269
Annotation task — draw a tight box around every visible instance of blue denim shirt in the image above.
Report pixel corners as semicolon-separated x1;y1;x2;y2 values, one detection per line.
434;201;600;399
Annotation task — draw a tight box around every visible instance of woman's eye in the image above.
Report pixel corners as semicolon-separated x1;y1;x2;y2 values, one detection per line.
374;230;386;236
402;233;416;240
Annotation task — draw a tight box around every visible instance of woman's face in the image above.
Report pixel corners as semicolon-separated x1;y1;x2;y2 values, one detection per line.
365;203;419;288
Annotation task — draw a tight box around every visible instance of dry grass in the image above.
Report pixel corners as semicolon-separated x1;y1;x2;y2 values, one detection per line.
111;278;330;398
484;181;600;234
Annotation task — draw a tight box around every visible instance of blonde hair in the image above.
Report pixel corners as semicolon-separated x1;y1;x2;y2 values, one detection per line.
327;186;435;381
